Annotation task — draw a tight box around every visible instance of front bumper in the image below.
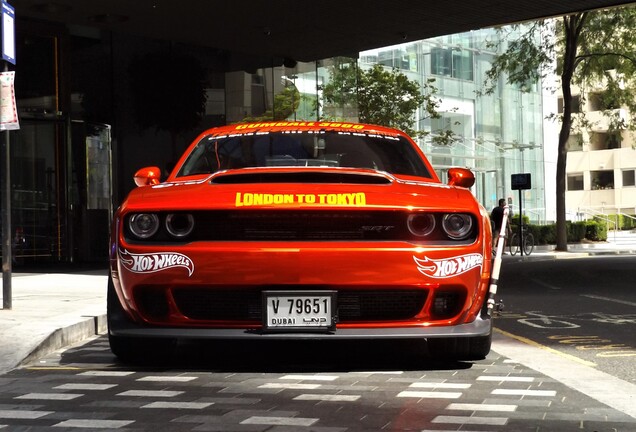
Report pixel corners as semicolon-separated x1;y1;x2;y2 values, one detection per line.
108;303;492;340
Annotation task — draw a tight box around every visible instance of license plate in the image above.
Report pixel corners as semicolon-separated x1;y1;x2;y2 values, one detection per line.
263;290;337;332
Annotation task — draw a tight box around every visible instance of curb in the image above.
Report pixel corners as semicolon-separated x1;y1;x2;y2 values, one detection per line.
20;314;108;368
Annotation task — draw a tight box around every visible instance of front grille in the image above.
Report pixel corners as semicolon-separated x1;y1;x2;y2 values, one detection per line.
160;288;428;322
123;210;479;244
194;211;405;241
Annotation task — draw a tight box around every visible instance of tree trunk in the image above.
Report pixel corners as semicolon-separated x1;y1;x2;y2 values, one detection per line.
555;13;586;251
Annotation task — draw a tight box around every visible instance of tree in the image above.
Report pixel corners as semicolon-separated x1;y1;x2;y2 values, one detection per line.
321;58;457;145
128;50;208;162
242;78;301;122
483;7;636;251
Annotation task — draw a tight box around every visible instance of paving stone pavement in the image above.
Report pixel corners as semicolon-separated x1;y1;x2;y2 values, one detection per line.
0;336;634;431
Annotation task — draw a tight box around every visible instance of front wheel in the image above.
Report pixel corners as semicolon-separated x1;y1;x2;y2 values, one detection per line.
523;233;535;256
509;233;519;256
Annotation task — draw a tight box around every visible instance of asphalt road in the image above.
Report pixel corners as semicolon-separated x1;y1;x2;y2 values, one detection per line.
496;254;636;383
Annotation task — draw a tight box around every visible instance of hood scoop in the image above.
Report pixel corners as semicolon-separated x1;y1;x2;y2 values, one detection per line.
211;170;392;185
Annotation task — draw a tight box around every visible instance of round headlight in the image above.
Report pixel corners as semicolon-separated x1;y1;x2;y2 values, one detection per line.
442;213;473;240
128;213;160;239
407;213;436;237
165;213;195;238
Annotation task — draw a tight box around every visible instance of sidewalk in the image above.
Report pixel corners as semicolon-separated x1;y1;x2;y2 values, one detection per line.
507;232;636;259
0;269;108;375
1;237;635;375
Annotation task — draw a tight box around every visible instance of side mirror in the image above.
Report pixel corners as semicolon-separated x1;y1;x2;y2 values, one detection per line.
447;167;475;188
133;166;162;187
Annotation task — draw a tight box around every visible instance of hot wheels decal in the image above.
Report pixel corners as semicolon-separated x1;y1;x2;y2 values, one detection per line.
119;249;194;276
413;253;483;279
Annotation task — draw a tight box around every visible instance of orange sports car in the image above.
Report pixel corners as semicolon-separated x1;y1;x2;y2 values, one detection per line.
108;121;495;362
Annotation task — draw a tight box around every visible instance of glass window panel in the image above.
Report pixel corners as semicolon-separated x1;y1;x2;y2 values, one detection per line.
567;174;584;191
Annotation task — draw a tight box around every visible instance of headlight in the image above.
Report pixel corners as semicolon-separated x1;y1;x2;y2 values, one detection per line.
165;213;195;238
442;213;473;240
407;213;436;237
128;213;160;239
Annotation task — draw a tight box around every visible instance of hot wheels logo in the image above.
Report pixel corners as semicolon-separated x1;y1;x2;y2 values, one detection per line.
119;249;194;276
413;253;483;279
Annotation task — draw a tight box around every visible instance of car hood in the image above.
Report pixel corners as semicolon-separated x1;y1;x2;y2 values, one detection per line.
119;168;480;213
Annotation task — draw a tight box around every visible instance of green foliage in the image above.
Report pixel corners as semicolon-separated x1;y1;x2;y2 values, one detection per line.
242;83;301;122
320;59;457;144
567;221;587;242
585;220;608;241
604;213;636;230
510;214;530;226
539;224;557;245
526;220;608;244
482;22;553;95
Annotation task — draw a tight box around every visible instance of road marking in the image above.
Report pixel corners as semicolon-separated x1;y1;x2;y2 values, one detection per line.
259;383;321;390
55;383;116;390
494;328;596;367
446;403;517;412
294;394;361;402
410;382;472;389
492;389;557;397
581;294;636;307
141;402;213;409
477;375;535;382
241;416;318;426
53;419;134;428
397;391;462;399
530;278;563;290
432;415;508;425
493;329;636;420
0;410;53;419
79;371;135;377
136;376;198;382
117;390;183;397
280;374;339;381
15;393;83;400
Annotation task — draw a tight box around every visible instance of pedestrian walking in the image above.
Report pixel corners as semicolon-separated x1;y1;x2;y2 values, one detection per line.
491;198;510;252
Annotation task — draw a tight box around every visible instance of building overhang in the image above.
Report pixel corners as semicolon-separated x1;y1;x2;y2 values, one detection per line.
10;0;635;70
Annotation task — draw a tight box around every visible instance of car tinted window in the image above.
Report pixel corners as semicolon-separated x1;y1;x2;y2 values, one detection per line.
177;131;432;178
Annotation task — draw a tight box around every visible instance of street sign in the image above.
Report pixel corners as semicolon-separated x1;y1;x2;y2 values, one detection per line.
1;1;15;65
511;173;531;190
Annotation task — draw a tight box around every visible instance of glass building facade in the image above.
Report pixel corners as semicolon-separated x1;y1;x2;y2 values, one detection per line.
248;28;548;221
356;30;547;221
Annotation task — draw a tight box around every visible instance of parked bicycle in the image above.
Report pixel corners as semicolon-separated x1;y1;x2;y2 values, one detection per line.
509;224;534;256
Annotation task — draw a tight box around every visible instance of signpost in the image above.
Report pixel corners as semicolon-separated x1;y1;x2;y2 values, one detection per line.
511;173;531;256
1;0;15;309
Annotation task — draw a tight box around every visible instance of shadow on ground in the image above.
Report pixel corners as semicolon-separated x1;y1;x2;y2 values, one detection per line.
59;335;476;373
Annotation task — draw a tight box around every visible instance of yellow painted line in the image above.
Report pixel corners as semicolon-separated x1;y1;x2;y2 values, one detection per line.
25;366;84;371
494;327;597;367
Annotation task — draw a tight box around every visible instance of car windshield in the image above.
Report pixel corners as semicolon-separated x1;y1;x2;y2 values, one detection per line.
176;130;432;178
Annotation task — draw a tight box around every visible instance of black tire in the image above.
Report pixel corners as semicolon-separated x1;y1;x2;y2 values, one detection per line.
107;276;177;364
427;333;492;361
523;233;535;256
509;233;519;256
